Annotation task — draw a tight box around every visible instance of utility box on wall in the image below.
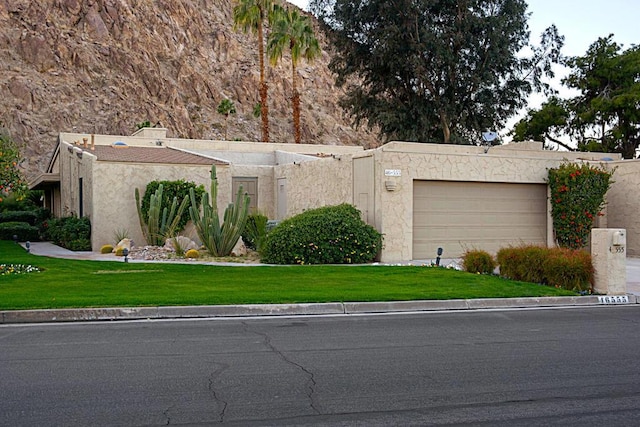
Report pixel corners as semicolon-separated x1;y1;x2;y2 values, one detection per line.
591;228;627;295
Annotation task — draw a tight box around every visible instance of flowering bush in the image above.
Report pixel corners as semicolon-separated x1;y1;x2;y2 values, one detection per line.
548;163;613;249
0;264;41;275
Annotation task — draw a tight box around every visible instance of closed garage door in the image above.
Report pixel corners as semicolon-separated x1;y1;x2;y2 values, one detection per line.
413;181;547;259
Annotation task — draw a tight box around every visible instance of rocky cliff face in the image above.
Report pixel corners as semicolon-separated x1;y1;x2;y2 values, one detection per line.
0;0;379;176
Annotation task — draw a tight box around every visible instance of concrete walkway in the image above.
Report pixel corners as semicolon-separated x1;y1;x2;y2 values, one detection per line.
1;241;636;324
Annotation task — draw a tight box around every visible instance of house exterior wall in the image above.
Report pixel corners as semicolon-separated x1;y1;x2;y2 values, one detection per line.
368;142;619;262
58;142;94;219
275;156;353;218
228;165;275;218
603;160;640;256
89;162;219;249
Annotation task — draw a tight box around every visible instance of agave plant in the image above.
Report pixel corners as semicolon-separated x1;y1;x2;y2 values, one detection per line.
135;184;189;246
189;165;250;256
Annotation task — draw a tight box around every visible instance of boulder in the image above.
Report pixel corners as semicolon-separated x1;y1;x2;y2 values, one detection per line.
113;238;133;252
164;236;199;252
231;237;247;257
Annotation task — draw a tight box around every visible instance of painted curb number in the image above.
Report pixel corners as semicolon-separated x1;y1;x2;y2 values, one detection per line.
598;295;629;304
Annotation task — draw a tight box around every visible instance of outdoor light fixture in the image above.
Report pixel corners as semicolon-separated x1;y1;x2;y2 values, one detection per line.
13;235;18;244
123;248;129;263
25;241;30;253
436;247;443;266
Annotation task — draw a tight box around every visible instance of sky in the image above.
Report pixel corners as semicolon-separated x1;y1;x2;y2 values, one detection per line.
288;0;640;139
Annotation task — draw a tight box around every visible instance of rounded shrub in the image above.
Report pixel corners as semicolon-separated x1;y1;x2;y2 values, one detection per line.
497;245;549;283
185;249;200;259
0;210;38;225
261;204;382;265
115;247;125;257
462;250;496;274
543;248;593;292
100;244;114;254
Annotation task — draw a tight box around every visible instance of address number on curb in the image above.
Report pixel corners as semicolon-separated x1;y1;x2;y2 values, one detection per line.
598;295;629;304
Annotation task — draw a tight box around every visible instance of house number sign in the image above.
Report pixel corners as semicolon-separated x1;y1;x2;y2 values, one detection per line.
385;169;401;177
598;295;629;304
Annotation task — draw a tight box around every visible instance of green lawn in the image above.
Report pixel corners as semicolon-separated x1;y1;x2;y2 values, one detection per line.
0;240;576;310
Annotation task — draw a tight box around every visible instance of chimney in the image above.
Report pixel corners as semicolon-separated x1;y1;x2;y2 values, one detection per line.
82;137;88;148
90;134;95;150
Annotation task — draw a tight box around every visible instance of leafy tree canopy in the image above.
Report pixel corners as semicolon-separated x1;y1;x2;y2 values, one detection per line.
0;129;28;202
309;0;563;144
512;35;640;158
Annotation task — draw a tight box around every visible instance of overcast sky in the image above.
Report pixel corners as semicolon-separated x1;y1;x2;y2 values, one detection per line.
287;0;639;138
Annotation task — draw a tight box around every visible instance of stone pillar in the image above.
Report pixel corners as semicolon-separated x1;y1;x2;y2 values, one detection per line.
591;228;627;295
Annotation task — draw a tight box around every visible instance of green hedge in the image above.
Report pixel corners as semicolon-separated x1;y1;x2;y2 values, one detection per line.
261;204;382;265
0;221;40;241
45;216;92;251
0;210;37;225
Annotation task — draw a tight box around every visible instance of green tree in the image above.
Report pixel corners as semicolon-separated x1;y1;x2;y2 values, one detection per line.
310;0;563;144
217;99;237;140
511;97;572;150
564;36;640;159
512;35;640;158
233;0;279;143
268;8;321;144
0;130;28;202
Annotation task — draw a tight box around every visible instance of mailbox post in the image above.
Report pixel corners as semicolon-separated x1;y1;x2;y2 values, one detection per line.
591;228;627;295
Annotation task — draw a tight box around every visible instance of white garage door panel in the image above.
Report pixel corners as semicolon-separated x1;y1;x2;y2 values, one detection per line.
413;181;547;259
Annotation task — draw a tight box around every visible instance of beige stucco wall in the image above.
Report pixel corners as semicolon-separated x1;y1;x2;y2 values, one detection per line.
228;165;275;218
603;160;640;256
275;155;353;218
89;162;221;249
371;142;618;262
58;142;94;219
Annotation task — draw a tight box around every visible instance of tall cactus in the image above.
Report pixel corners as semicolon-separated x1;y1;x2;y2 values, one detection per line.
135;184;189;246
189;164;250;256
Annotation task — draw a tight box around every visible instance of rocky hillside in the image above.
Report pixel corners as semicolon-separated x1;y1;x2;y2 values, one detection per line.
0;0;379;176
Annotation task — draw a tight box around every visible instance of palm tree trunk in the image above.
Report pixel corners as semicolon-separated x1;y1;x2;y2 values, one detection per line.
291;61;301;144
257;20;270;143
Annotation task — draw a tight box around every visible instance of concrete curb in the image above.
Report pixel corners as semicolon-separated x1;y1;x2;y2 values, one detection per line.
1;296;638;324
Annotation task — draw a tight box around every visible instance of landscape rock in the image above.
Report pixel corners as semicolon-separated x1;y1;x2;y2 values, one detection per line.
113;238;133;253
164;236;199;252
231;237;247;257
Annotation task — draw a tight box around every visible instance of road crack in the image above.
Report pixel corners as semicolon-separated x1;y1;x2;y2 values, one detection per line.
208;362;230;423
243;322;321;415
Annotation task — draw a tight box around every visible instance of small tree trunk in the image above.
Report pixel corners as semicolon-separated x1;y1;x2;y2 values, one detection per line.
257;20;269;143
291;61;301;144
440;112;451;144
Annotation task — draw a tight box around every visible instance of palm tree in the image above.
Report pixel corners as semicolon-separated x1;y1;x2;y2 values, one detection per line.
268;8;320;144
233;0;278;143
217;99;237;140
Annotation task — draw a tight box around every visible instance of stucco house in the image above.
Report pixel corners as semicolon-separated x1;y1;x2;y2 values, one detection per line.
31;127;640;262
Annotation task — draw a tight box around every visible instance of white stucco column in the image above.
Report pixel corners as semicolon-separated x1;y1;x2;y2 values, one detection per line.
591;228;627;295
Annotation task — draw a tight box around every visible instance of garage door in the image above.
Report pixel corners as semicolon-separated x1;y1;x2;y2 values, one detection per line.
413;181;547;259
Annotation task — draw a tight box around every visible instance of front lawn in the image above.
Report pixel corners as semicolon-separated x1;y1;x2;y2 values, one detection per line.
0;240;576;310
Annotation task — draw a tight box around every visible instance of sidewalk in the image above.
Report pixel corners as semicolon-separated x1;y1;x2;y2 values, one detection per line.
1;241;636;324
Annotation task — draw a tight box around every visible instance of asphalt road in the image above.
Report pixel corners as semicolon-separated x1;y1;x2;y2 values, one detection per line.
1;306;640;426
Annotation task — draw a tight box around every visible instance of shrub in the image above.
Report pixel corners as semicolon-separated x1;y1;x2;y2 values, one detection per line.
115;247;125;256
461;250;496;274
496;245;594;292
141;180;204;230
46;216;91;250
543;248;593;292
185;249;200;259
497;245;548;283
0;210;37;225
261;204;382;265
0;221;40;241
242;212;268;251
548;163;613;249
101;244;114;254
